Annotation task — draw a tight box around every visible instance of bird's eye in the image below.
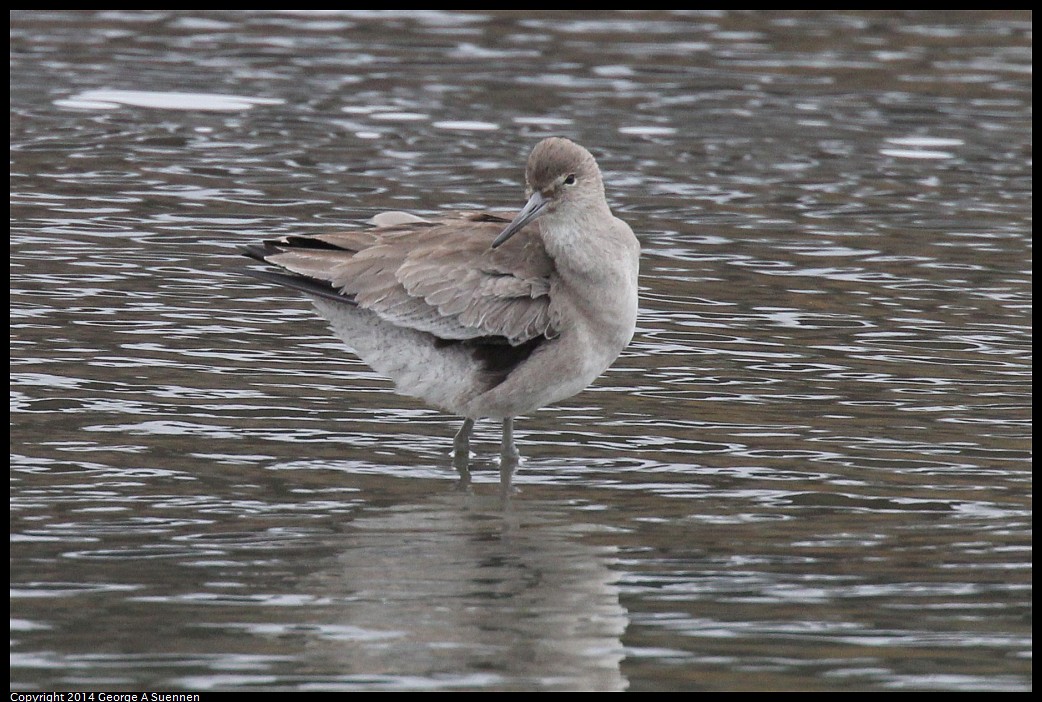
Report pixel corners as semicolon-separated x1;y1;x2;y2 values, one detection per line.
563;174;577;186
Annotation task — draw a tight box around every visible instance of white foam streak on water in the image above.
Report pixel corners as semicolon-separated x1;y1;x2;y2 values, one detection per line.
55;89;285;112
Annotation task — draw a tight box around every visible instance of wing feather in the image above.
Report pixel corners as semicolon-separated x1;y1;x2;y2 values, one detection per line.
242;211;556;345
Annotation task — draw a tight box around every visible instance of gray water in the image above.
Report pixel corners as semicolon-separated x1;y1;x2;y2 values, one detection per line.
10;10;1031;692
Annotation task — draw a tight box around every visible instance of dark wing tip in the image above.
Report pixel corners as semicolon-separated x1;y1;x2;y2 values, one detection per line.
240;235;345;264
240;268;358;307
240;243;282;263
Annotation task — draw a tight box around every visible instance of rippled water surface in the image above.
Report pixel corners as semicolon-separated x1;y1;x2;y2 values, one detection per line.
10;10;1031;692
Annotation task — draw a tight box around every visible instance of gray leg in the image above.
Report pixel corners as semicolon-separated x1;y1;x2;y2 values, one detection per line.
454;418;474;458
453;418;474;483
501;417;520;462
499;417;519;493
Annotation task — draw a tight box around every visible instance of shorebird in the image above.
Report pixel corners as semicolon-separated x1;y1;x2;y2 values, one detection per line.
242;137;640;489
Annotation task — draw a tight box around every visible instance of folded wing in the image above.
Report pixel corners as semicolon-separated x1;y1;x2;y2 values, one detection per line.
242;212;556;345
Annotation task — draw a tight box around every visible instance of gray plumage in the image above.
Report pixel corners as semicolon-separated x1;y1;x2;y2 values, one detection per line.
242;138;640;486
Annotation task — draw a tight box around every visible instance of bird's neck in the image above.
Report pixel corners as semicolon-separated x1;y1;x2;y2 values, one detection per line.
540;201;617;277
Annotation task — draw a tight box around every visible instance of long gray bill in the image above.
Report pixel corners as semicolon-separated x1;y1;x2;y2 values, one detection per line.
492;191;548;248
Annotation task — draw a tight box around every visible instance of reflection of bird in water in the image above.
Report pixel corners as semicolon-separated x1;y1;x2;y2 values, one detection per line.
302;494;629;691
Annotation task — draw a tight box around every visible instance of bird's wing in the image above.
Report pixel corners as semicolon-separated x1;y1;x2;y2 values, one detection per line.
243;212;556;345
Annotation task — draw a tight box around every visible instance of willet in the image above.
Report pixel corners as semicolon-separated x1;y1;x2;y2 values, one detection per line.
242;137;640;489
